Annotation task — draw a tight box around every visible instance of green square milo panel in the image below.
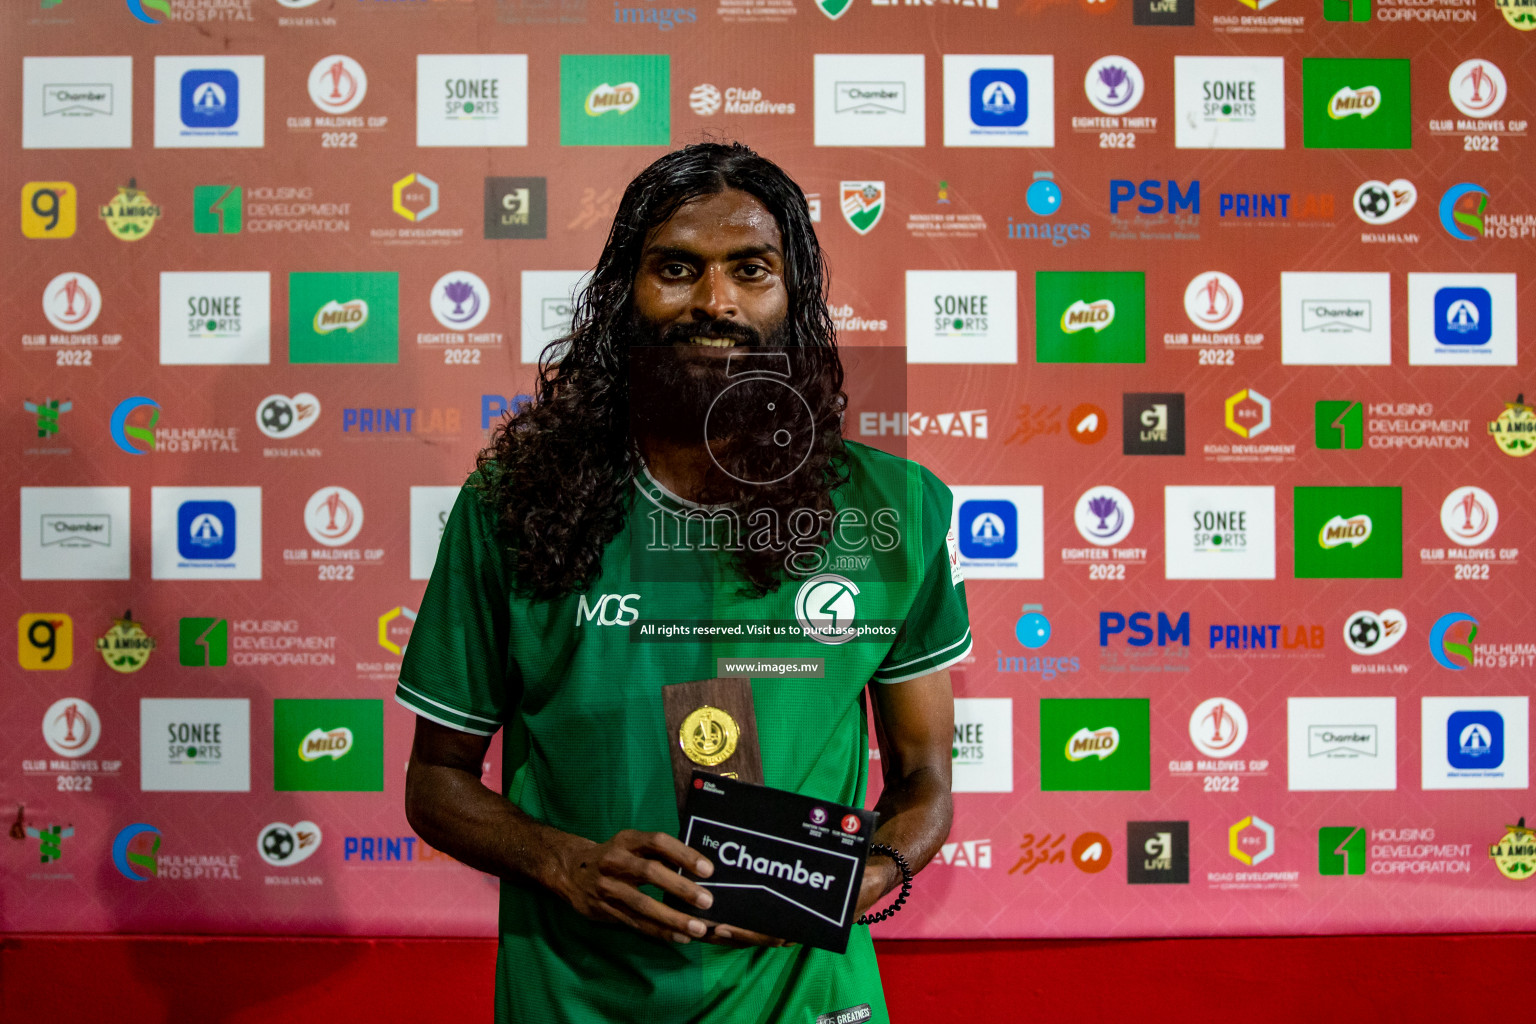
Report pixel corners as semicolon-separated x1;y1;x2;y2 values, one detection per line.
274;698;385;792
288;272;399;364
560;55;671;147
1035;271;1146;364
1302;58;1411;150
1039;697;1151;791
1293;486;1403;578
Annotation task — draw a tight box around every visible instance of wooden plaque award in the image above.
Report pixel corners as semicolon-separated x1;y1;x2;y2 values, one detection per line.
661;677;765;807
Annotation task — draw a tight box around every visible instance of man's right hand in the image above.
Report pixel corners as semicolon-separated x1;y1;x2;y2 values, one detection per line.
556;830;719;944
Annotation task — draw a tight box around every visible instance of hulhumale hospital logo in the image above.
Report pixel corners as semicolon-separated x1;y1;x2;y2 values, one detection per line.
1429;612;1477;669
110;396;159;454
1439;183;1489;240
112;823;162;880
126;0;171;22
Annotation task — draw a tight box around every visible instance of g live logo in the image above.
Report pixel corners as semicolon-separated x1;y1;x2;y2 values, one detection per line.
576;593;640;627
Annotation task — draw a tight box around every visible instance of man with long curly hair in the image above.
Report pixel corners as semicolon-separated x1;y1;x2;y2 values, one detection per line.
399;142;971;1023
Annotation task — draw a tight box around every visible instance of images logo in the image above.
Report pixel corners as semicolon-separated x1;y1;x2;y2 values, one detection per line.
1085;56;1142;114
110;397;159;455
18;614;73;670
22;181;77;238
194;185;242;234
1014;604;1051;649
1428;612;1477;670
1438;183;1488;240
308;55;367;114
1184;272;1242;332
1353;179;1415;225
1343;609;1406;656
112;823;162;881
1190;698;1248;758
42;273;101;332
1449;60;1505;118
1441;486;1498;546
840;181;885;235
1318;826;1366;875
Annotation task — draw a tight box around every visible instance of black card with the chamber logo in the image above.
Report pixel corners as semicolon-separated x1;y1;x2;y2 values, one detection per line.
669;771;877;953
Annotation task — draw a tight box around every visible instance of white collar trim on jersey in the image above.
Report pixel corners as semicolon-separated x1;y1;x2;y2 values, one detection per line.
634;459;733;512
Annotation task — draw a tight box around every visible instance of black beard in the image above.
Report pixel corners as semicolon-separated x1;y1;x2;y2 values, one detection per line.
627;312;782;444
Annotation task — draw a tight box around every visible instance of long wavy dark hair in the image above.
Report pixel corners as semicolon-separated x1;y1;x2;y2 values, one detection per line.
476;142;848;599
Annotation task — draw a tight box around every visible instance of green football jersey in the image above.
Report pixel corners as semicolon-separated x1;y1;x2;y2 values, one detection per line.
397;440;971;1024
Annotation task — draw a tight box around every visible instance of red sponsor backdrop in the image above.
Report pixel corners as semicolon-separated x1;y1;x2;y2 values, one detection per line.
3;0;1534;939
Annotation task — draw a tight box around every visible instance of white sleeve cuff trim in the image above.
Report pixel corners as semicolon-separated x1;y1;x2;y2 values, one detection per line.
393;693;497;736
875;636;973;685
396;680;502;726
877;628;972;673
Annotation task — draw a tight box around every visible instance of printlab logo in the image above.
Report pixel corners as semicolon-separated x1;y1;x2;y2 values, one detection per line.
1085;56;1143;115
309;55;367;115
1122;393;1185;456
484;177;546;239
1449;60;1505;119
18;613;74;670
1189;698;1248;758
1439;183;1489;240
1074;486;1134;547
1343;609;1406;656
430;272;491;332
1127;821;1188;883
44;697;101;757
1441;487;1498;547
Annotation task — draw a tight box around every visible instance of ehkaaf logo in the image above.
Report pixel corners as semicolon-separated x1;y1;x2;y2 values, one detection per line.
576;592;640;626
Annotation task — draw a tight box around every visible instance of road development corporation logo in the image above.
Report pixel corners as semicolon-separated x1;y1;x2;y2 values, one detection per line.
1229;816;1275;867
43;698;100;757
1190;698;1248;758
794;574;859;644
1449;60;1505;119
309;55;367;114
113;824;162;881
1226;389;1271;439
259;821;322;867
1354;179;1415;225
1085;56;1143;115
1344;609;1406;656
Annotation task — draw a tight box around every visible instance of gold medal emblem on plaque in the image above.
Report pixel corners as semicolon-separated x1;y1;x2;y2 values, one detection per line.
679;706;740;767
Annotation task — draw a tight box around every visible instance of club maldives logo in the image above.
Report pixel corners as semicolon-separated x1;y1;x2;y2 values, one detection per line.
1439;183;1489;240
1329;85;1381;119
43;273;101;332
43;698;100;757
1441;486;1498;546
1449;60;1505;119
1061;299;1114;333
1085;56;1143;115
1184;272;1242;332
308;55;367;115
1429;612;1477;670
840;181;885;235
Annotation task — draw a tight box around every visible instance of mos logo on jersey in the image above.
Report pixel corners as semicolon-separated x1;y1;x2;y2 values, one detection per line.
577;593;641;626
